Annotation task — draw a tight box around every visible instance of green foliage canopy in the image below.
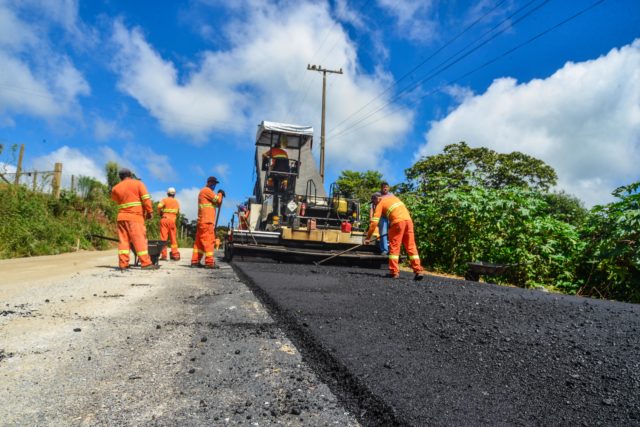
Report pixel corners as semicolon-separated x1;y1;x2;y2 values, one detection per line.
405;142;558;194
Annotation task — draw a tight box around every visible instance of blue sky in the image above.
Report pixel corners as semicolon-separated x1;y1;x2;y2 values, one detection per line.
0;0;638;223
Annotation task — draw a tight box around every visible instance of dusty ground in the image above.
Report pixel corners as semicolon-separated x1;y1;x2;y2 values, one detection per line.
234;261;640;426
0;250;358;426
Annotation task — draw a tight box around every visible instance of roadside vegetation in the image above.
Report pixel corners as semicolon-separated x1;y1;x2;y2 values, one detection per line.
0;162;192;259
336;142;639;303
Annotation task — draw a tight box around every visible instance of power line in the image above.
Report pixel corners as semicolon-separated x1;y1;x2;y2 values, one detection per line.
327;0;510;135
328;0;553;140
329;0;607;142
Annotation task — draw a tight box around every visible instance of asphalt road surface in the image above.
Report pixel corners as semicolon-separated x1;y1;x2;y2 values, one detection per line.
233;261;640;426
0;250;358;426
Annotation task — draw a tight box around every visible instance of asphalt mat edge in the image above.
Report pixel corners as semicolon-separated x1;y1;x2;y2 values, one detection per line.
230;261;408;427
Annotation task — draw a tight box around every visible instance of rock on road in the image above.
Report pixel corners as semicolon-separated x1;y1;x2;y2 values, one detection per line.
0;250;358;426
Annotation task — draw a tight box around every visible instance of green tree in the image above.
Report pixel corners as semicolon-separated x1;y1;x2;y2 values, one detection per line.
105;161;119;191
335;170;385;205
405;142;558;194
577;181;640;302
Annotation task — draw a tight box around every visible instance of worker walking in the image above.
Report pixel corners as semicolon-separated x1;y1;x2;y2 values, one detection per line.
365;193;424;280
191;176;225;269
110;168;158;270
158;187;181;261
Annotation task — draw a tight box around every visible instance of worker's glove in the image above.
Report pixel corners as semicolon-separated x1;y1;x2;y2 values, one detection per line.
363;237;371;245
145;212;153;220
218;189;226;197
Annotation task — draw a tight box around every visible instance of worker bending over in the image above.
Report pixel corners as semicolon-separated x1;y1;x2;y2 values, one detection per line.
158;187;181;261
110;168;158;270
191;176;225;269
365;193;424;280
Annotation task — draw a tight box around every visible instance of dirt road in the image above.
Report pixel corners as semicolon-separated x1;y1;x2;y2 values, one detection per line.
0;250;358;426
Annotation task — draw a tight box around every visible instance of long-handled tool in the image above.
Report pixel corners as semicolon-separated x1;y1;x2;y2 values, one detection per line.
314;234;387;266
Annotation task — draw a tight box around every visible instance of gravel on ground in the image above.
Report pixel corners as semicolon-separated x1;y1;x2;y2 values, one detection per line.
0;250;358;426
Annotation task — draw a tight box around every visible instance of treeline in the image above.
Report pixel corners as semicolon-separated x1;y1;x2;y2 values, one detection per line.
0;162;193;259
336;142;640;303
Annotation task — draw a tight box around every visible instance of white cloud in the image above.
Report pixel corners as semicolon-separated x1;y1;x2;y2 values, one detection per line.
31;146;106;188
376;0;438;42
109;1;412;171
118;144;177;183
94;117;132;141
212;163;230;179
171;186;200;222
0;1;90;119
417;40;640;207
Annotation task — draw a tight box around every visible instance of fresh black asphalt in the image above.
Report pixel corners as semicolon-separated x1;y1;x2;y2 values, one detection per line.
232;261;640;426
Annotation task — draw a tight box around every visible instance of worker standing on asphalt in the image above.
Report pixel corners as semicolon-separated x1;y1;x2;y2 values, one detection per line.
157;187;181;261
110;168;158;271
365;193;424;280
191;176;225;269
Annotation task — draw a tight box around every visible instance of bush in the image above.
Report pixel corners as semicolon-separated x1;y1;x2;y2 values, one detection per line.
403;185;583;289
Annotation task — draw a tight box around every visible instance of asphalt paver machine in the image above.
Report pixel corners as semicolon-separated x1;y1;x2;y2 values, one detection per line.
224;121;386;267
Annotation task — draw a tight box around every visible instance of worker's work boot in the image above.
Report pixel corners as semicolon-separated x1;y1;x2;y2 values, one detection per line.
191;263;201;268
160;257;168;261
141;264;160;270
414;271;424;281
387;273;400;279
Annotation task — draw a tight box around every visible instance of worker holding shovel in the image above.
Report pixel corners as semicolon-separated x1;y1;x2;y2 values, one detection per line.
191;176;225;269
365;193;424;280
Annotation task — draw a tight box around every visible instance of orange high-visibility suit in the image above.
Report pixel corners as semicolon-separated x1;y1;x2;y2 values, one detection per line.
158;197;181;260
191;187;223;267
239;209;250;230
366;195;423;277
111;178;153;269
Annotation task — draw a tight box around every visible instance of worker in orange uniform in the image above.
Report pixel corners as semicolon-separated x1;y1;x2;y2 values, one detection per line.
263;141;289;191
365;193;424;280
157;187;181;261
191;176;225;269
239;205;250;230
110;168;158;270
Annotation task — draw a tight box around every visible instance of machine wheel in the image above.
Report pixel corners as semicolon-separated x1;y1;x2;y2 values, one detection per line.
223;241;234;262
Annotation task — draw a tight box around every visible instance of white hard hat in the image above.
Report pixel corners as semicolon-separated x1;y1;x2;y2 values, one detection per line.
167;187;176;195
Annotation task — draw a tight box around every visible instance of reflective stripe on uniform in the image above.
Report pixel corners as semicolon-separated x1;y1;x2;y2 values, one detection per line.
118;201;142;209
409;255;420;260
205;252;214;256
137;250;148;256
118;249;130;255
171;244;178;249
386;201;404;217
141;194;151;200
371;217;380;222
199;203;215;208
193;248;201;253
388;254;400;260
163;208;178;213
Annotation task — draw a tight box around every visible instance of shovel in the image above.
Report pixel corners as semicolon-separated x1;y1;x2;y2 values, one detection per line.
314;234;387;266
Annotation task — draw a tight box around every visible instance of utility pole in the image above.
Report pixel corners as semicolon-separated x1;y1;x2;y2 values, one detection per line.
307;64;343;183
14;144;24;186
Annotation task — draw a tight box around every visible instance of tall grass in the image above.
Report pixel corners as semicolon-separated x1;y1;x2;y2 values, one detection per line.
0;186;116;259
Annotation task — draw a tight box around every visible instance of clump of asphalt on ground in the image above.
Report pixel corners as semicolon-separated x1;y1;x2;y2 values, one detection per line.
233;261;640;426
